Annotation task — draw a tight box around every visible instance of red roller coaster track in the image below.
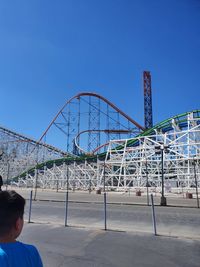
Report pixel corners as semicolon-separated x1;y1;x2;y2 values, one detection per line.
37;92;145;154
39;92;145;143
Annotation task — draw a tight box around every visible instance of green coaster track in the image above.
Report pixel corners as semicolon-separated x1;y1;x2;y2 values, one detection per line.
13;109;200;182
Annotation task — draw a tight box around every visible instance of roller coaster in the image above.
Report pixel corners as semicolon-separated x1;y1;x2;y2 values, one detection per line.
0;92;199;191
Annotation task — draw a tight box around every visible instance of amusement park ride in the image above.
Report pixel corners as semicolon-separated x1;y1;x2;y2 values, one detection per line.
0;72;199;204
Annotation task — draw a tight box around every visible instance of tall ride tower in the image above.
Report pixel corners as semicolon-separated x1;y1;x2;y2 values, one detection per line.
143;71;153;129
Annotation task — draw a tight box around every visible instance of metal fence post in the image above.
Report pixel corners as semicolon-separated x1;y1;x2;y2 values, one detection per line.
104;192;107;230
150;194;157;236
28;190;33;223
64;191;69;227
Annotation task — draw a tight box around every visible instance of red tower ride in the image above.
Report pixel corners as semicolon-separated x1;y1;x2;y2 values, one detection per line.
143;71;153;129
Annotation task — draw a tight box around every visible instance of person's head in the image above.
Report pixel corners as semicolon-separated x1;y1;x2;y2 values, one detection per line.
0;190;25;240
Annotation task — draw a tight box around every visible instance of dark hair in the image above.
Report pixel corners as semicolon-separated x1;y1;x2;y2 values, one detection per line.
0;190;25;236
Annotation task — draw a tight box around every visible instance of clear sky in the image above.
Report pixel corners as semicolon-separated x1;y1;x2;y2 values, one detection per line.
0;0;199;142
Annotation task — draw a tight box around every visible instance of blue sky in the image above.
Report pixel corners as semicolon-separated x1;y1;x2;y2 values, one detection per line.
0;0;199;142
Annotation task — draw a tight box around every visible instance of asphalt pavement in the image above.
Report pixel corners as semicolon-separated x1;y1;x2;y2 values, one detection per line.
20;223;200;267
23;200;200;239
4;186;200;266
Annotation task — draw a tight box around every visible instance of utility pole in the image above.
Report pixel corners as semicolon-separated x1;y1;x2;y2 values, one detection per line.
155;143;170;206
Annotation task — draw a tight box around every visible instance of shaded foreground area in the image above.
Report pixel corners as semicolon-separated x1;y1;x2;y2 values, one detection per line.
20;223;200;267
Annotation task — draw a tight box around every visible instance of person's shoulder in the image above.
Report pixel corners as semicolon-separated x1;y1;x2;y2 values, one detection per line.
17;242;43;266
19;242;37;250
0;242;43;267
18;242;40;255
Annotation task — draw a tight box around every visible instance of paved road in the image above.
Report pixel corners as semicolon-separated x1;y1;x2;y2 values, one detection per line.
10;187;200;266
25;198;200;239
20;223;200;267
